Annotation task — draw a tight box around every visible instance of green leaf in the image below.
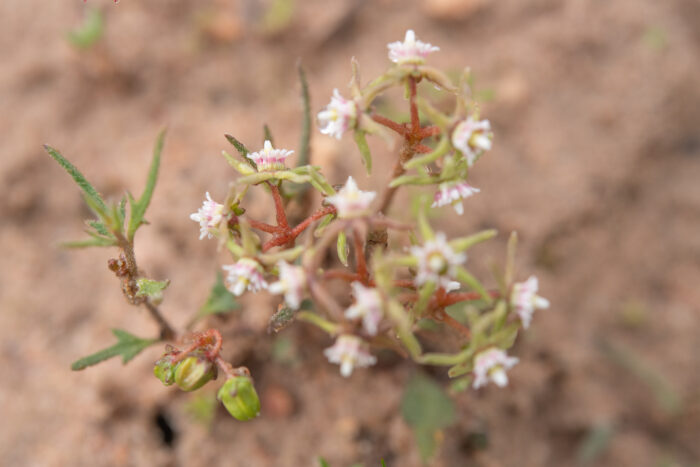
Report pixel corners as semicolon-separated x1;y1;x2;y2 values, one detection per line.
297;62;311;167
222;150;256;176
44;145;108;218
66;7;104;49
135;278;170;299
401;373;455;461
318;458;330;467
225;134;257;170
449;229;498;252
263;124;275;147
456;266;493;305
71;329;158;371
60;237;117;249
192;272;240;325
87;220;111;237
127;129;166;240
353;131;372;174
337;231;349;266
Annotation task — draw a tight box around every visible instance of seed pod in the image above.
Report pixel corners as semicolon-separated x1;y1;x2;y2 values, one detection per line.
217;376;261;421
173;352;217;392
153;352;178;386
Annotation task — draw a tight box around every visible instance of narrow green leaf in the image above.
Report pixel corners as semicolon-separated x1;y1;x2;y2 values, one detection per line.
337;231;349;266
45;145;108;218
225;134;257;170
307;166;335;196
61;237;117;249
297;62;311;167
128;129;166;240
388;173;434;188
71;329;158;371
191;272;240;326
263;124;275;147
66;7;104;49
87;220;110;237
450;229;497;252
318;458;330;467
456;266;493;305
222;150;256;176
353;131;372;174
577;423;615;465
237;172;275;186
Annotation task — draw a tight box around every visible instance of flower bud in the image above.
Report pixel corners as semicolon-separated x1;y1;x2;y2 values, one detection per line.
153;353;178;386
174;352;217;392
217;376;261;421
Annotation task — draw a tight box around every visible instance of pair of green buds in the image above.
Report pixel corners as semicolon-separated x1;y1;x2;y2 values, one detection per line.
154;350;260;421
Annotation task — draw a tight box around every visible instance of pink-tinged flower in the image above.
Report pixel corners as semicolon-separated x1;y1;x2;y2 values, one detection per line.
451;117;493;166
511;276;549;329
323;334;377;377
472;348;519;389
410;232;466;289
247;140;294;172
345;282;383;336
318;89;358;140
326;176;376;218
268;261;306;310
432;182;480;215
387;29;440;65
190;192;226;240
222;258;268;296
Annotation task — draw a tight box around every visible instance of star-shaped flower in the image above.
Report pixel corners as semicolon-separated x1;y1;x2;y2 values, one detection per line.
318;89;358;140
247;140;294;172
432;181;480;215
472;348;519;389
190;192;226;240
268;261;306;310
410;232;466;289
345;282;383;336
451;117;493;166
323;334;377;377
325;176;376;218
222;258;268;296
511;276;549;329
387;29;440;65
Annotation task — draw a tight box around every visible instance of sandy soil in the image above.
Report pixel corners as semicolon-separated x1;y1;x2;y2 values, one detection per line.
1;0;699;466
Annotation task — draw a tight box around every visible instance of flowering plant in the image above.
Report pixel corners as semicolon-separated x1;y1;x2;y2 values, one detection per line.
47;29;548;444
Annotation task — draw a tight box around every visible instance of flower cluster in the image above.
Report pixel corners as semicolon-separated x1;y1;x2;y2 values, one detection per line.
51;26;553;431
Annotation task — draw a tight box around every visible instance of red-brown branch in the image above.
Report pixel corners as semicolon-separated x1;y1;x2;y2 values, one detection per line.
268;183;289;229
248;218;279;234
371;113;408;135
353;229;369;284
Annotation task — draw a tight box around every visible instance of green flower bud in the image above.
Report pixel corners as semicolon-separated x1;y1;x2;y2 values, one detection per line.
217;376;261;421
174;353;217;392
153;352;178;386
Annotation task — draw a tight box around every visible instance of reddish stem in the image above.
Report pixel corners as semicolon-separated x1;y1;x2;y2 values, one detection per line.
436;310;472;339
248;218;279;234
268;183;289;229
418;125;441;138
408;77;420;133
371;113;408;135
289;206;336;238
414;144;434;154
441;290;500;306
353;229;369;284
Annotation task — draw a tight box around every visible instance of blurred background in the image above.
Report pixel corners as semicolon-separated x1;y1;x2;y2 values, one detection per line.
1;0;699;465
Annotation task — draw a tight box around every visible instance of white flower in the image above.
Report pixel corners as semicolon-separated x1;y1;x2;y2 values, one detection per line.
511;276;549;329
410;232;466;289
268;261;306;310
472;348;519;389
323;334;377;377
247;140;294;172
190;192;226;240
325;176;376;218
432;182;480;215
345;282;383;336
222;258;268;296
451;117;493;166
387;29;440;65
318;89;358;140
